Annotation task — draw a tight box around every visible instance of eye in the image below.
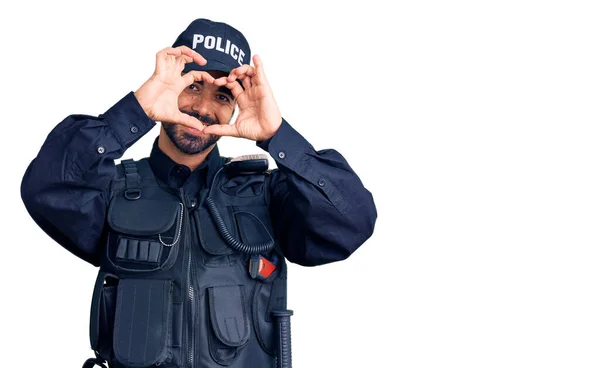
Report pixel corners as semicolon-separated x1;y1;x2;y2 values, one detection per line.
188;84;200;91
217;94;231;103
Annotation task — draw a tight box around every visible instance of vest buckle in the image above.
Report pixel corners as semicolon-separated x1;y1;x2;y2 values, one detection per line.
124;188;142;200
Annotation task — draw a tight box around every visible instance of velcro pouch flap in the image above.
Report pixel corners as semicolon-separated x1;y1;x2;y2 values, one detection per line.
108;196;180;235
208;285;250;347
234;205;274;246
113;278;173;367
196;207;235;255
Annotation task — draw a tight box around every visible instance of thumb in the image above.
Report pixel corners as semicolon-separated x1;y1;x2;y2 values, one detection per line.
202;123;239;137
176;112;205;131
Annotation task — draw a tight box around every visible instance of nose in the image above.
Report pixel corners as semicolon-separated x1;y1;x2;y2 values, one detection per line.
190;93;214;118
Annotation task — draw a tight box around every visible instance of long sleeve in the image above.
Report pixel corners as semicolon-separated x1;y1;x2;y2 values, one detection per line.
258;118;377;266
20;92;156;266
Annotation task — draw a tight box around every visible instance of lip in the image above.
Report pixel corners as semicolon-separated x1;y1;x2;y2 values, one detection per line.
185;125;207;135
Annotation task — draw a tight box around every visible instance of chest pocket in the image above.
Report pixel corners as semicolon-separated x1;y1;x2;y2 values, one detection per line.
106;191;184;272
232;205;274;247
194;173;275;266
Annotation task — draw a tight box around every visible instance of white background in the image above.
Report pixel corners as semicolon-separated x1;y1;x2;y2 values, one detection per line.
1;0;599;367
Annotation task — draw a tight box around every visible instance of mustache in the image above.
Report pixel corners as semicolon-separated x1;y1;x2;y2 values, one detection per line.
179;109;219;126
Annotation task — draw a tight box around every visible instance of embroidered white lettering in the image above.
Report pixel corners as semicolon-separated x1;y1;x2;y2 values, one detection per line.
190;34;247;66
216;37;225;52
205;36;215;49
192;34;204;49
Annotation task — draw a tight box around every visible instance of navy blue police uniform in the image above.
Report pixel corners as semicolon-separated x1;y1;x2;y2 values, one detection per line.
20;18;377;368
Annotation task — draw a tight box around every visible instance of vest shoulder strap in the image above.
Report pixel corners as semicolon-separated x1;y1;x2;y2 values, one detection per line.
117;158;155;180
115;158;157;199
223;153;270;175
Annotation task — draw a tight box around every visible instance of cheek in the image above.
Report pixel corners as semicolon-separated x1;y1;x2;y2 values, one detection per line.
217;105;235;123
177;95;185;109
177;93;193;108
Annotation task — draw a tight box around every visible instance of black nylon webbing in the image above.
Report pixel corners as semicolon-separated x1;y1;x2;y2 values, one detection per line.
121;159;140;191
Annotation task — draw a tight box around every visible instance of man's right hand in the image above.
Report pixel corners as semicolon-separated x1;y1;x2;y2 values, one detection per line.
134;46;215;130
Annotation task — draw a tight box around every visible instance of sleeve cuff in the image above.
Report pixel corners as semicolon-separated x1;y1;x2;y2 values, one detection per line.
100;91;156;148
256;118;313;169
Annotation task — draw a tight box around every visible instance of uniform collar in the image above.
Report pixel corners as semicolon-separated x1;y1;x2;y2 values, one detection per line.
148;136;223;194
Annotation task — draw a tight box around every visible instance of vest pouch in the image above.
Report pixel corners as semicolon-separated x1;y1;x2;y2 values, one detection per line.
206;285;250;365
232;205;275;247
107;193;183;272
90;272;119;362
196;205;236;256
195;203;275;266
112;278;174;367
195;206;246;268
251;272;287;357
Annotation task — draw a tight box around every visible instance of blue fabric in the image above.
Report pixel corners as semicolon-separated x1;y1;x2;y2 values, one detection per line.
20;91;377;267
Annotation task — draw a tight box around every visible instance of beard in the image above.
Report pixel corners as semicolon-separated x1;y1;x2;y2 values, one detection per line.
162;110;221;155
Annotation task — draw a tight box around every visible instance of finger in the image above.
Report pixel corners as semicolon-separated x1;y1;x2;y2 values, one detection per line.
227;64;256;82
213;76;244;92
177;54;193;64
164;46;207;66
156;50;193;72
229;66;255;82
221;80;245;99
182;70;216;86
240;74;252;91
176;55;194;71
202;123;240;137
176;112;206;131
172;54;193;67
160;47;197;67
192;70;216;84
157;46;175;55
162;47;188;57
175;45;207;66
252;54;267;85
213;76;245;97
213;76;229;87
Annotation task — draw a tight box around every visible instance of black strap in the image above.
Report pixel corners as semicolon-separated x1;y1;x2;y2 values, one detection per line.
121;158;141;200
122;158;139;189
82;351;108;368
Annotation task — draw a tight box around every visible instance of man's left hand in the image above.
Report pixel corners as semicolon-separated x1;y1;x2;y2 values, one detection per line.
202;54;282;142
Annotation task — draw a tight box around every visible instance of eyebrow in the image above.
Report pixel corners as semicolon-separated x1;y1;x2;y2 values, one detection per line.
217;85;234;100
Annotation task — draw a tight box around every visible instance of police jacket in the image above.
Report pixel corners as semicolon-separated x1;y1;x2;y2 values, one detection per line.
20;92;378;367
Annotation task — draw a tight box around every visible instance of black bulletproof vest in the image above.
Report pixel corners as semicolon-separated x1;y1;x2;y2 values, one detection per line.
84;156;292;368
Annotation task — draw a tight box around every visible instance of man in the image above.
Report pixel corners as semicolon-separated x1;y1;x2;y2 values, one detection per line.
20;18;377;368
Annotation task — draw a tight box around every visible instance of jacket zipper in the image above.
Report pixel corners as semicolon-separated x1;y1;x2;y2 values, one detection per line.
179;188;196;368
187;249;195;368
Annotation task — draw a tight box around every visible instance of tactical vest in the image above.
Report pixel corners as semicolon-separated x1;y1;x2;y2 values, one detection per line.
83;155;293;368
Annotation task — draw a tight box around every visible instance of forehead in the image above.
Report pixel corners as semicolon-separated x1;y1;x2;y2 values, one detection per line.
207;70;229;78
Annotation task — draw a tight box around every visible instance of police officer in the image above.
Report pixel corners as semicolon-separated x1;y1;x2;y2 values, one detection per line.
20;18;377;368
